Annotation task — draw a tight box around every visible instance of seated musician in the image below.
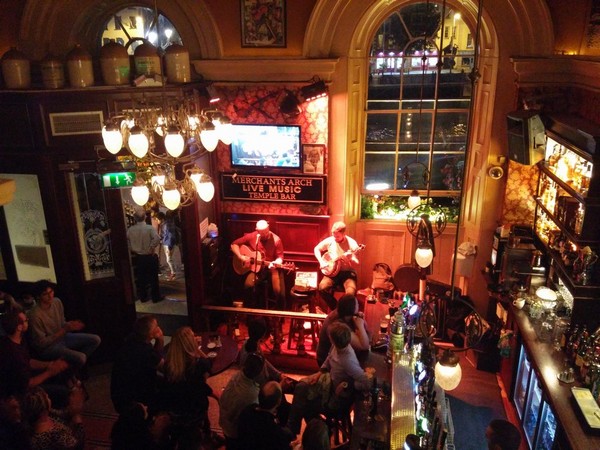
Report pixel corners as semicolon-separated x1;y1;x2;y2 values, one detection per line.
314;221;362;311
231;220;286;308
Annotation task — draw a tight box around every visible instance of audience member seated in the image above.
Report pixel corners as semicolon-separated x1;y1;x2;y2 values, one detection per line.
300;417;330;450
22;386;86;450
0;394;31;450
159;326;223;449
111;315;165;414
28;280;101;372
0;291;22;336
486;419;522;450
110;402;172;450
316;294;370;367
240;317;297;423
219;352;265;450
286;322;371;437
237;380;295;450
0;310;72;408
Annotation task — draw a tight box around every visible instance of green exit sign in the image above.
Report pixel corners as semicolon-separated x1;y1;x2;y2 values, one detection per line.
102;172;136;189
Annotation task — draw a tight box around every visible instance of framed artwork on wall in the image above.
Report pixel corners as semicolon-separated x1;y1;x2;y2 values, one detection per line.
303;144;325;174
240;0;286;48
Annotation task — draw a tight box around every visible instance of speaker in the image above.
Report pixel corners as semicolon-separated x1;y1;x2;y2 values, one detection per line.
506;111;546;165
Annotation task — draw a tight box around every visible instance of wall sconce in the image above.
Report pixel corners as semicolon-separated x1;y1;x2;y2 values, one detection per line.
487;155;506;180
300;76;328;102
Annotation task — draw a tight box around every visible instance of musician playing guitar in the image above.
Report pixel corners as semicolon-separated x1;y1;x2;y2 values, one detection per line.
231;220;286;309
314;221;362;311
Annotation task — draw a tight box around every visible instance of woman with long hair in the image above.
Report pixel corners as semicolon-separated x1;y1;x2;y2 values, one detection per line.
160;326;222;449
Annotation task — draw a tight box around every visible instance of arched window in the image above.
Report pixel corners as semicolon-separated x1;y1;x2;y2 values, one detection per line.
99;6;182;54
362;2;475;220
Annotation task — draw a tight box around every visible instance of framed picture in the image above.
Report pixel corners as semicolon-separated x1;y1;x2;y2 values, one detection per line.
240;0;286;48
303;144;326;174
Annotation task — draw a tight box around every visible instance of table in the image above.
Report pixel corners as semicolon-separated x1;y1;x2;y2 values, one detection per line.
200;332;239;375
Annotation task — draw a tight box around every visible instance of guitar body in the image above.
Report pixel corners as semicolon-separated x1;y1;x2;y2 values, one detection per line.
233;244;297;275
233;245;264;275
320;244;366;277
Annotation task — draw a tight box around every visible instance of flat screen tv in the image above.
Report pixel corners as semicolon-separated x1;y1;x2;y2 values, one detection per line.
230;124;302;169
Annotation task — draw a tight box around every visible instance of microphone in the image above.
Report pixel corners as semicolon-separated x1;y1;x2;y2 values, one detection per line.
256;233;260;245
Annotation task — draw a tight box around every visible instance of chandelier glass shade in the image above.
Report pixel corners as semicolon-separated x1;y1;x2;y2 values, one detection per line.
101;93;231;210
406;204;447;268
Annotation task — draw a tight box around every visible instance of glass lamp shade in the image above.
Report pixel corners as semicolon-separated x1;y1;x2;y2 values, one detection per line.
407;190;421;209
102;125;123;154
435;350;462;391
164;127;185;157
162;186;181;210
217;122;234;145
200;128;219;152
415;247;434;268
197;180;215;202
128;126;149;158
131;184;150;206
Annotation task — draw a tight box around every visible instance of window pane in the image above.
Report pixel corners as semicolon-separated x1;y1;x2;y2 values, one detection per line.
364;153;396;190
70;173;115;280
366;114;398;146
100;7;182;53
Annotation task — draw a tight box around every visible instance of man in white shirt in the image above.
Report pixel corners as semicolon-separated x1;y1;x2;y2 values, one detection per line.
127;210;163;303
314;221;362;310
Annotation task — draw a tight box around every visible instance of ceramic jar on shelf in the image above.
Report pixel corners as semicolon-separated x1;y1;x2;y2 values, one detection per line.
40;54;65;89
66;44;94;88
1;47;31;89
164;43;190;83
99;40;130;85
133;42;161;78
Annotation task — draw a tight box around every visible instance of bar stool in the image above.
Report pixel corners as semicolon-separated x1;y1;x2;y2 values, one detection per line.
288;286;320;355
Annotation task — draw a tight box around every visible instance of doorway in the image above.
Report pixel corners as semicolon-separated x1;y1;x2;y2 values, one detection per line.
120;190;188;335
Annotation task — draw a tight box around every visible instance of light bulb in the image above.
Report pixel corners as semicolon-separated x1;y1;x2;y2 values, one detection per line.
218;122;234;145
408;190;421;209
131;184;150;206
435;360;462;391
415;247;433;268
102;124;123;154
164;126;185;157
200;129;219;152
197;180;215;202
162;186;181;210
128;126;149;158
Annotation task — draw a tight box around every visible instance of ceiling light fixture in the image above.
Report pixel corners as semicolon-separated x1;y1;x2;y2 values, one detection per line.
101;92;231;210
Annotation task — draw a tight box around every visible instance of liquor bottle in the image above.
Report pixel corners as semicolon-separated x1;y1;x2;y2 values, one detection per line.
575;325;589;372
567;323;581;363
368;376;379;420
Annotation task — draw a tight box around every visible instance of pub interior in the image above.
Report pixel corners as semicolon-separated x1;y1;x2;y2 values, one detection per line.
1;1;600;449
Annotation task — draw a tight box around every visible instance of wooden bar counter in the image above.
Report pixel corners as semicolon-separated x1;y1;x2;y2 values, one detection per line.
512;307;600;449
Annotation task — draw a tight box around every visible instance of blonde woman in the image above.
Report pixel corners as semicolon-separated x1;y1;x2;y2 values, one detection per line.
160;326;222;449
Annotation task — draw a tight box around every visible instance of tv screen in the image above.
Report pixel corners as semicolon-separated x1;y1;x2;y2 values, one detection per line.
230;124;301;169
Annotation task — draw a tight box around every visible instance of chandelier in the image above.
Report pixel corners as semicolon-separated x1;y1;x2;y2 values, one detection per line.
101;91;232;210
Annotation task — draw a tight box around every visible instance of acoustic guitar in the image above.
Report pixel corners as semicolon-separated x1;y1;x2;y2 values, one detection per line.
233;244;297;275
320;244;366;277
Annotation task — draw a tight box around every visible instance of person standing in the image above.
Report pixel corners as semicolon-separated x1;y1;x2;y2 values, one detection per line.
128;210;163;303
314;222;362;311
231;220;286;309
155;211;181;282
28;280;101;371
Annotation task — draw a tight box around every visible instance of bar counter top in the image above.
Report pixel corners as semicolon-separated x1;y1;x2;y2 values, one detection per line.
512;307;600;449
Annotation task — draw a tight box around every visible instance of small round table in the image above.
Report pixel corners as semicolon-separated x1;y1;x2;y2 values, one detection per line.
200;333;239;375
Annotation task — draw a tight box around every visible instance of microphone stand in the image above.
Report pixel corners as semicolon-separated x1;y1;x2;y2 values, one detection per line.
253;233;260;307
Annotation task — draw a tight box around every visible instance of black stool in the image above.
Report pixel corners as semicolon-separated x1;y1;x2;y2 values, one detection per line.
288;287;320;355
